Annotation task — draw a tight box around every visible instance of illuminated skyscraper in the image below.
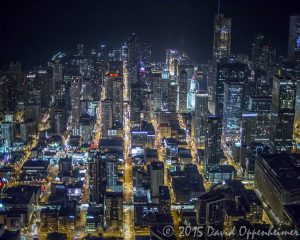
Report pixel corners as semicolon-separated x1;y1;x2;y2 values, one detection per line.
167;79;177;112
177;70;188;113
213;14;231;64
103;73;123;126
69;75;81;131
205;115;222;172
223;79;244;141
247;96;272;144
53;59;63;101
287;15;300;62
101;99;113;133
270;75;297;152
89;152;106;204
0;122;15;149
209;14;232;114
166;49;179;76
215;63;248;118
151;73;161;112
193;91;208;148
251;34;265;69
141;40;152;68
127;33;140;85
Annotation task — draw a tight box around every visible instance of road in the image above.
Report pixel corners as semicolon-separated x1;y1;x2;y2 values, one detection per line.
123;64;134;240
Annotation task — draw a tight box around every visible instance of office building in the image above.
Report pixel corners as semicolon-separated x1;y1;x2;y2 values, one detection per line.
215;63;248;118
204;115;222;172
213;14;232;64
177;70;188;113
255;153;300;224
149;161;164;202
105;192;123;230
193;91;208;148
223;79;244;141
166;49;179;76
270;75;296;152
287;15;300;62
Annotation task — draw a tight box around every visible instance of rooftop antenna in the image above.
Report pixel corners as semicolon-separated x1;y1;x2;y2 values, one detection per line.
217;0;221;16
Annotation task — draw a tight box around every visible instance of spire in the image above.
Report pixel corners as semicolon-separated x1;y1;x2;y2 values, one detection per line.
217;0;221;16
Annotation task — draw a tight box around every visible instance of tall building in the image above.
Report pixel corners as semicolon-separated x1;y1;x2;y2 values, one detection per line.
251;34;265;69
127;33;140;85
69;75;81;131
270;75;297;152
101;100;113;133
255;153;300;224
193;91;208;148
287;15;300;62
197;189;227;231
130;84;143;123
166;49;179;76
149;161;164;202
77;43;84;56
167;80;177;112
89;152;106;204
247;96;272;144
222;79;244;141
51;101;67;134
105;192;123;230
152;72;165;112
141;40;151;68
103;74;123;126
254;69;272;97
0;122;15;149
204;115;222;172
177;70;188;113
105;152;119;190
213;14;232;64
215;63;248;118
0;62;23;112
53;60;63;100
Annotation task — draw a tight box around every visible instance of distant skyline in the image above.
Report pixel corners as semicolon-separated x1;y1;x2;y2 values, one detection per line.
0;0;300;67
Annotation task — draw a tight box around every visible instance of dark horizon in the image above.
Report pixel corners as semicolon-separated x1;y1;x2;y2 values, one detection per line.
0;0;300;68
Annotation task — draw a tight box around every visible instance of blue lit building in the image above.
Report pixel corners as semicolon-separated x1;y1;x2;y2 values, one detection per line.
223;79;244;142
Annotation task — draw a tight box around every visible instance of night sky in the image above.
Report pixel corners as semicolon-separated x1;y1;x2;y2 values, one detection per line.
0;0;300;68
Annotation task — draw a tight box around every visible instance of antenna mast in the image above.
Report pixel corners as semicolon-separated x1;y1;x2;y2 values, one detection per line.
218;0;221;16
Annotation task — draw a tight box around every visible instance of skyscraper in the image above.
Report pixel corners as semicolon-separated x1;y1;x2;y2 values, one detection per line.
205;115;222;172
103;73;123;127
0;122;15;149
213;14;232;64
105;152;119;190
53;59;63;101
270;75;297;152
287;15;300;62
223;79;244;141
141;40;151;68
127;33;140;85
209;13;232;114
193;91;208;148
89;152;106;204
149;161;164;202
215;63;248;118
251;34;265;69
101;100;113;133
177;70;188;113
69;75;81;132
150;73;160;112
166;49;179;76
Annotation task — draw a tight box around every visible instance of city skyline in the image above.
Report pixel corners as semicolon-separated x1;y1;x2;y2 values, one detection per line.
0;1;300;240
1;0;300;67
